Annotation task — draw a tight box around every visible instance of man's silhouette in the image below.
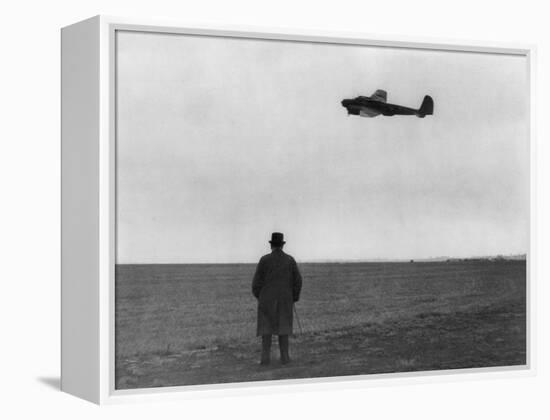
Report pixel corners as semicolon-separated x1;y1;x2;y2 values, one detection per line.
252;232;302;365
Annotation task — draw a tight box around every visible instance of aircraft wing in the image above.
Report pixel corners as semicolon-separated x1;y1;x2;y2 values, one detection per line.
370;89;387;102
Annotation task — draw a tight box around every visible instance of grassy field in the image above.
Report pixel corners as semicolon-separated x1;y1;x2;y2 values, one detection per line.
115;260;526;389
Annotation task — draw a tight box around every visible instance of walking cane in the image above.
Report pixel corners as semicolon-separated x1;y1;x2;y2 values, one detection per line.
293;304;303;335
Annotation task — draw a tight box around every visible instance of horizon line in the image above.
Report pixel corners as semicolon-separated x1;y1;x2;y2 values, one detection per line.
116;252;527;265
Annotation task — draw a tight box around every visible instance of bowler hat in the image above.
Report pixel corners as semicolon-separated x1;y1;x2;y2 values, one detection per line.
269;232;286;246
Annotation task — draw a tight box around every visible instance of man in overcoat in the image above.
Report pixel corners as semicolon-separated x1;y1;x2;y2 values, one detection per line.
252;232;302;365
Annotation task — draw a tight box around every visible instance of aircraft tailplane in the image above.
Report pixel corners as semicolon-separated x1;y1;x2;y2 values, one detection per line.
417;95;434;117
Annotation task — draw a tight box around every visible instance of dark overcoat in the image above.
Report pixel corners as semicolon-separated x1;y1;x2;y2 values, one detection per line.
252;249;302;336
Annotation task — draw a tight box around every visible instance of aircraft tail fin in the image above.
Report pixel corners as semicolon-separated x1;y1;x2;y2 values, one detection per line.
418;95;434;117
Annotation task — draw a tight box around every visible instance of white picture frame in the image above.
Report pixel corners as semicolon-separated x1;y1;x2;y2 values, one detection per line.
61;15;536;404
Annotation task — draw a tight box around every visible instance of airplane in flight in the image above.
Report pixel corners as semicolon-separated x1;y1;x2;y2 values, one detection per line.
341;90;434;118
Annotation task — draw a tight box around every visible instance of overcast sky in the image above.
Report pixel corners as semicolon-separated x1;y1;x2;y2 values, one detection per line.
116;31;529;264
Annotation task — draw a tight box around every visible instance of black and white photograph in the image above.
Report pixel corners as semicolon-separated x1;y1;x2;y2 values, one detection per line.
6;0;550;417
114;30;529;389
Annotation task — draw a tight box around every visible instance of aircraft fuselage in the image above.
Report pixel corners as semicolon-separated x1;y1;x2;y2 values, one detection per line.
341;93;433;118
